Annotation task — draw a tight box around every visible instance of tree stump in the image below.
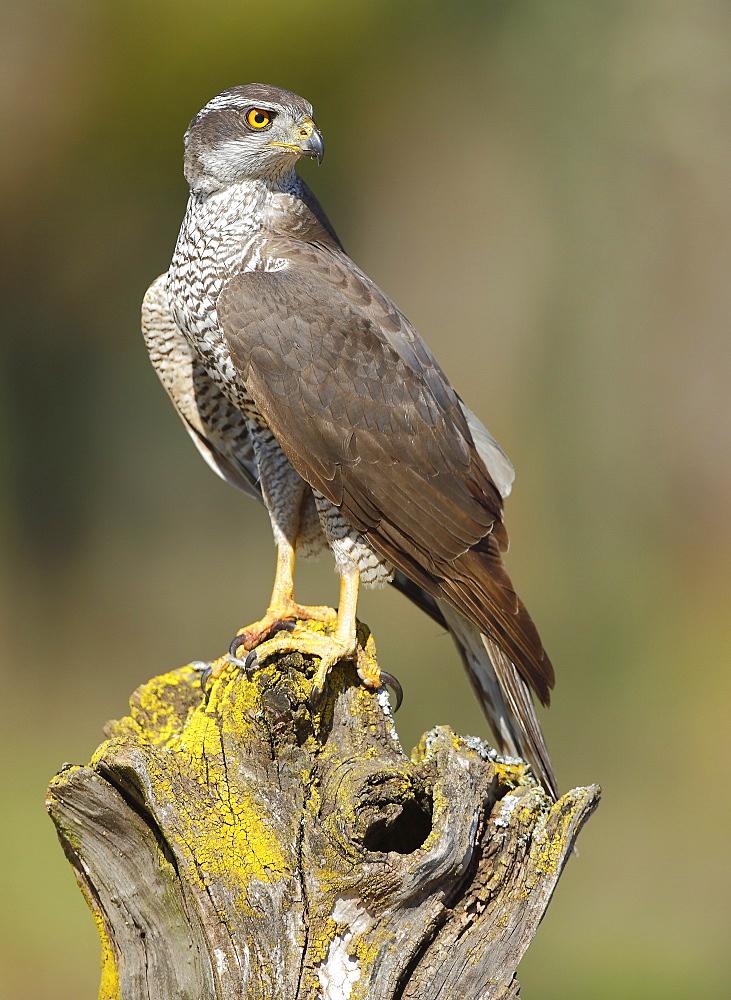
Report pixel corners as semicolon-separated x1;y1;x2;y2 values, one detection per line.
47;626;599;1000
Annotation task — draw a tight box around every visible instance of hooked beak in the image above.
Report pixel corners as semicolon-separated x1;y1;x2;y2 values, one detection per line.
297;127;324;165
266;119;325;165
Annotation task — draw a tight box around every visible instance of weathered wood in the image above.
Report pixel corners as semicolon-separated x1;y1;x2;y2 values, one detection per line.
47;626;599;1000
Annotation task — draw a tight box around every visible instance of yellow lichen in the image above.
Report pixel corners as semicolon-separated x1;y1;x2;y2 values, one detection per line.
93;663;292;916
529;811;571;877
74;880;120;1000
132;665;202;747
76;631;431;986
145;672;289;908
93;907;120;1000
492;761;526;788
307;917;340;965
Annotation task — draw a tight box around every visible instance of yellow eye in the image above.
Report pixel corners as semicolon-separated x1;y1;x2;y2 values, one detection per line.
246;108;272;129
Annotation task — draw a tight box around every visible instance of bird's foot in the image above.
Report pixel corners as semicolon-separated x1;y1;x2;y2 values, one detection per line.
239;620;395;702
242;624;402;710
242;624;357;700
200;654;232;693
231;600;338;653
201;621;296;695
206;622;403;710
348;635;402;711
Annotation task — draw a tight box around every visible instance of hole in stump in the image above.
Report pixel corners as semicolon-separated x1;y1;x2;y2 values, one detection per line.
362;792;433;855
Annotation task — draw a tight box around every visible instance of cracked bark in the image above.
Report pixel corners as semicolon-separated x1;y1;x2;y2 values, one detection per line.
46;633;599;1000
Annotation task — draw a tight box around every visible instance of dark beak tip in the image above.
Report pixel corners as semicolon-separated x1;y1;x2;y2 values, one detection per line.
300;129;325;166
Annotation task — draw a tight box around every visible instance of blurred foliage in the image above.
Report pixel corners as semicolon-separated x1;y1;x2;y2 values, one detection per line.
1;1;730;997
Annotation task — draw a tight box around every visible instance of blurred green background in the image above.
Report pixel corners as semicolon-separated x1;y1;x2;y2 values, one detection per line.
2;1;730;997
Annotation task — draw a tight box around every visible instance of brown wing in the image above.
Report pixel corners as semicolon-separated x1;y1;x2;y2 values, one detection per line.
217;247;554;704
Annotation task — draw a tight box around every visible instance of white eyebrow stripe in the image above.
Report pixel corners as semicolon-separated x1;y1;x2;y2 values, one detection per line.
200;93;312;117
204;94;256;113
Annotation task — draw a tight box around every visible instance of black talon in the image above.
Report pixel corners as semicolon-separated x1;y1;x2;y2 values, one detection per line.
229;620;295;661
308;683;323;709
379;670;403;712
244;649;258;674
200;664;213;693
229;633;247;658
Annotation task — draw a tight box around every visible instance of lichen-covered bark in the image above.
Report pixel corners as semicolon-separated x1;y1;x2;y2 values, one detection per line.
47;629;599;1000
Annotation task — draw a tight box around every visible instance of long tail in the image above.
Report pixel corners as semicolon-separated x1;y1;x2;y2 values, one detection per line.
439;605;558;799
391;572;557;799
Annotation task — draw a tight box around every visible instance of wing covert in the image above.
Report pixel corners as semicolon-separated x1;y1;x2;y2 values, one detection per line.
217;246;553;705
218;259;503;567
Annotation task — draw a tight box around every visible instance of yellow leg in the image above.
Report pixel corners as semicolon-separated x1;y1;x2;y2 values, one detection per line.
270;542;296;607
205;542;337;684
331;566;359;650
242;566;382;701
310;567;360;698
236;540;337;652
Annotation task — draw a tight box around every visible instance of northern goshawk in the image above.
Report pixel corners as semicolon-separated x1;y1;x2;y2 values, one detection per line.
143;84;558;797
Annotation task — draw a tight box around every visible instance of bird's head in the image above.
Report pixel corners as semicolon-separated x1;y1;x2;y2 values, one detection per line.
183;84;324;195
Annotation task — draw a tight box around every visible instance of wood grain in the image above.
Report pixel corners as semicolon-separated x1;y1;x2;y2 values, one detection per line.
47;634;598;999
